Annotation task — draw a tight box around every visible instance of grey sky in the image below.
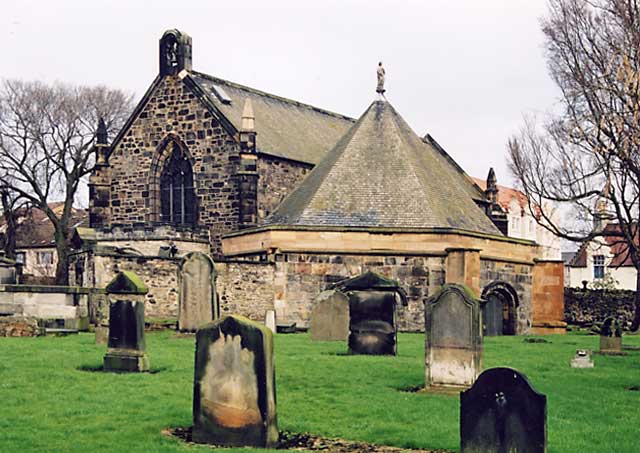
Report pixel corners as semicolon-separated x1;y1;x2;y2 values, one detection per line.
1;0;560;188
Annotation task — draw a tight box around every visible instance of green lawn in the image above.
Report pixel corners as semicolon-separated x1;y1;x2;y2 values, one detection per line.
0;330;638;452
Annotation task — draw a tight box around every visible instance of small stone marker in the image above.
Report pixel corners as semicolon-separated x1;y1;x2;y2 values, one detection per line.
264;310;276;333
178;252;217;332
309;289;349;341
571;349;594;368
333;271;405;355
425;284;483;387
460;367;547;453
599;317;622;354
95;326;109;345
193;315;278;448
103;271;150;372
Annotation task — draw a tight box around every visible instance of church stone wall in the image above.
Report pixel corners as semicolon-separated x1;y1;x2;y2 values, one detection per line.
271;253;446;331
107;75;240;256
480;259;533;334
257;155;311;220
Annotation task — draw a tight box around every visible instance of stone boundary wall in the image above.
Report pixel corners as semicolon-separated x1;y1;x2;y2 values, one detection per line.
215;261;275;323
565;287;636;329
480;259;533;334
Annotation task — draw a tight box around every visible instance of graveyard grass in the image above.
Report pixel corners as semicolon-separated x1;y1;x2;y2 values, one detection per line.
0;331;639;452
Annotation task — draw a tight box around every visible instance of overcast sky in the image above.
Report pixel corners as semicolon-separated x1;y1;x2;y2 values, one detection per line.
1;0;560;187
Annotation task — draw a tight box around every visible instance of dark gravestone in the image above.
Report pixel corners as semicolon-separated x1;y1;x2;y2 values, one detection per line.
310;289;350;341
178;252;217;332
193;315;277;448
332;271;406;355
460;367;547;453
425;284;482;387
599;317;622;353
103;271;150;372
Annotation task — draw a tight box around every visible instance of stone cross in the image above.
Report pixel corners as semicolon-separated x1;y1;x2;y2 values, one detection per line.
460;367;547;453
192;315;278;448
309;289;349;341
425;283;483;388
103;271;150;372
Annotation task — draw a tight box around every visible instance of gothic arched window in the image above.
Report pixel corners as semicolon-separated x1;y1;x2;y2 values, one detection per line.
160;145;196;225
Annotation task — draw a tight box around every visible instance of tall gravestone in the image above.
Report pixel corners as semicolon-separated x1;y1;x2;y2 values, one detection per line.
178;252;218;332
460;367;547;453
333;271;407;355
309;289;350;341
193;315;278;448
425;284;483;387
103;271;150;372
599;317;622;354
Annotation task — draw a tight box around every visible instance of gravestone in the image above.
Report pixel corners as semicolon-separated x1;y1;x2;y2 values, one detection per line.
425;284;483;387
571;349;594;368
103;271;150;372
193;315;278;448
333;271;406;355
178;252;217;332
460;367;547;453
599;317;622;353
95;326;109;345
264;310;276;333
309;289;350;341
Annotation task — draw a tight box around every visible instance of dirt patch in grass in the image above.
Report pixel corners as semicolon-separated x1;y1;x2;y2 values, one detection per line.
626;385;640;391
523;338;551;344
163;427;453;452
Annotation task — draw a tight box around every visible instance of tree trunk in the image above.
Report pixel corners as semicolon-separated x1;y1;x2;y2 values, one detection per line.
53;225;70;286
630;269;640;332
1;191;17;259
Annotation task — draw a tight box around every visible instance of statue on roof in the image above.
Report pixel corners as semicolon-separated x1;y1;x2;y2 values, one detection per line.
376;62;386;95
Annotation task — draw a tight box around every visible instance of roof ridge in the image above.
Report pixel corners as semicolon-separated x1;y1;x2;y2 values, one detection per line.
190;70;355;123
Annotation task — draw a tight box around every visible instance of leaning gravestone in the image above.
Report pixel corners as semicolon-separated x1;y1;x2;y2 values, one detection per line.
425;284;483;388
332;271;406;355
599;317;622;354
309;289;350;341
460;367;547;453
103;271;150;372
193;315;278;448
178;252;217;332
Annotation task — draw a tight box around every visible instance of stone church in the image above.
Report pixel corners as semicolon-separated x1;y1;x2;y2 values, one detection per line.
70;29;565;334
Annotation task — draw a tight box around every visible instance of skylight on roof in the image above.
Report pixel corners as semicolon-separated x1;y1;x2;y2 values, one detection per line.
212;84;232;104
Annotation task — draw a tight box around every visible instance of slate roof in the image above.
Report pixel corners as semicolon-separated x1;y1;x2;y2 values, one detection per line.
189;72;355;164
264;100;502;235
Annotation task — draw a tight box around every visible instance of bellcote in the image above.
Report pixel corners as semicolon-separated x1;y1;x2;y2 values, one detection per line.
159;29;193;76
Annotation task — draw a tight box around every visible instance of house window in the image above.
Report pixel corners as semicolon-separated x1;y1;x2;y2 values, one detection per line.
160;145;196;225
37;251;54;265
593;255;605;279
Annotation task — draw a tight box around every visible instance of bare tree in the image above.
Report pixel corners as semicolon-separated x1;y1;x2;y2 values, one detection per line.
0;80;133;284
508;0;640;329
0;186;29;260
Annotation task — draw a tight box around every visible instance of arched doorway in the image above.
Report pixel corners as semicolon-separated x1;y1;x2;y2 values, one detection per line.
481;281;519;336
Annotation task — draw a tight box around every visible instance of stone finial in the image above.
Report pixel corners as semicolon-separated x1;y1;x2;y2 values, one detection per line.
97;117;108;145
485;167;498;204
241;98;255;131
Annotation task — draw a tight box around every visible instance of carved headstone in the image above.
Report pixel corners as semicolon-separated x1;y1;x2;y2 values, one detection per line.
599;317;622;353
460;367;547;453
193;315;278;448
309;289;350;341
570;349;594;368
333;271;406;355
103;271;150;372
425;284;483;387
178;252;217;332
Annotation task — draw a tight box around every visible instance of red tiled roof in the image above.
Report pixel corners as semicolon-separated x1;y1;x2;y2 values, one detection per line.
472;177;528;214
569;224;637;268
0;203;88;248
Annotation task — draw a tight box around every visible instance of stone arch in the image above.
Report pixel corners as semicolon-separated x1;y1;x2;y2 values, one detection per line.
481;281;519;336
148;134;198;224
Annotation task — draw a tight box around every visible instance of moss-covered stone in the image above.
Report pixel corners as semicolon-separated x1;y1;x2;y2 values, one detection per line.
105;271;149;295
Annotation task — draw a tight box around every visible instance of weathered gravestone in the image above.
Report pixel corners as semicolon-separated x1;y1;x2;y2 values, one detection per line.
333;271;406;355
103;271;150;372
178;252;218;332
571;349;594;368
309;289;350;341
264;310;276;334
425;284;482;387
599;317;622;354
193;315;278;448
460;367;547;453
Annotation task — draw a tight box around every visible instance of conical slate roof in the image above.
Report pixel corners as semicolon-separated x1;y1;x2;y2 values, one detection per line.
265;101;502;235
